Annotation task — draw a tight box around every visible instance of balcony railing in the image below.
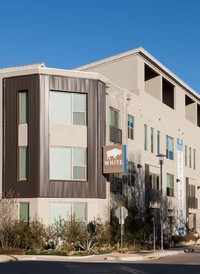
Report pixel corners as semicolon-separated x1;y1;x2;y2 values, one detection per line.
148;188;161;204
188;197;198;209
110;126;122;144
109;176;122;194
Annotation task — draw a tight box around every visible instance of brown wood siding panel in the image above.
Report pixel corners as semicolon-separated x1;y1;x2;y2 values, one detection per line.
47;76;106;198
3;75;40;198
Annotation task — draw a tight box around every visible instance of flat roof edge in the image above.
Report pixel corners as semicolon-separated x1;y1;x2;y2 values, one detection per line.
0;67;109;84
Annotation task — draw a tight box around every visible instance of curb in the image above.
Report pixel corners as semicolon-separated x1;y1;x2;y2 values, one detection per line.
0;250;184;263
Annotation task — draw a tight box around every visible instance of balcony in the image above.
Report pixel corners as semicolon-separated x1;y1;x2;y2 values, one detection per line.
188;197;198;209
148;188;161;204
110;126;122;144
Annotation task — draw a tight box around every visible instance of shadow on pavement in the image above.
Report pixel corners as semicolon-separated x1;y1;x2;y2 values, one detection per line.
0;260;199;274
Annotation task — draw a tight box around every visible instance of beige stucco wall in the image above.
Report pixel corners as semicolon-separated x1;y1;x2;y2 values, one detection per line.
50;124;87;147
18;124;28;146
100;54;200;232
17;194;110;226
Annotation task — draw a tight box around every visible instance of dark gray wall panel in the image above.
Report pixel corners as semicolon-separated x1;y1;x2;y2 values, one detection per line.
3;74;106;199
47;76;106;198
3;75;40;197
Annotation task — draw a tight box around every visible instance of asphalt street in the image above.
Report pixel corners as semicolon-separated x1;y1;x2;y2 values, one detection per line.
0;253;200;274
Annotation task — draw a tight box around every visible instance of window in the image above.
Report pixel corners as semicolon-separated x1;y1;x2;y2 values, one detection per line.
73;203;87;221
18;147;28;180
127;161;136;186
193;149;196;170
151;127;154;153
50;91;86;125
185;145;187;167
189;185;196;198
50;202;87;224
109;107;122;143
73;93;86;125
166;135;174;160
149;173;159;190
127;114;134;140
73;148;87;180
20;202;29;222
19;91;28;124
166;174;174;197
144;124;148;151
157;131;160;154
110;107;119;128
189;147;192;168
50;147;87;180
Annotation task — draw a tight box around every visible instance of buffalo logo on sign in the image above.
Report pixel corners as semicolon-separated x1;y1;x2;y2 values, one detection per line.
103;145;126;174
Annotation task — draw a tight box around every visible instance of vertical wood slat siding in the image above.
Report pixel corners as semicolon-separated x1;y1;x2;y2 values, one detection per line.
3;75;40;197
3;75;106;199
47;76;106;198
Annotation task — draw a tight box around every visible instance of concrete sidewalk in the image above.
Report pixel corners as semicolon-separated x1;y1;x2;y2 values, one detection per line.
0;249;184;263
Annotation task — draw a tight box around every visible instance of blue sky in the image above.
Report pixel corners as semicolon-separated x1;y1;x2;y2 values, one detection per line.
0;0;199;92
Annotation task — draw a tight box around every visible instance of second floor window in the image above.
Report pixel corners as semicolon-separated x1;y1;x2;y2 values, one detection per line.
166;135;174;160
127;114;134;140
50;147;87;181
166;173;174;197
189;184;196;198
18;146;28;180
149;173;159;190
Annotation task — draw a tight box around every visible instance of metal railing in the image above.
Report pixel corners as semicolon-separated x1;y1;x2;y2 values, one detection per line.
110;126;122;144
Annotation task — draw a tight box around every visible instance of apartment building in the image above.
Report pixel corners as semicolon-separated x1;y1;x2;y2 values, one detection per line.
0;47;199;235
77;47;200;234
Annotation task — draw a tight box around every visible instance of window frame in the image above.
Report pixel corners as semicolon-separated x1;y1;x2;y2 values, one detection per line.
166;135;174;160
185;145;187;167
18;90;29;124
166;173;174;197
109;107;120;128
127;114;134;140
20;202;29;223
50;146;87;181
18;146;28;181
189;147;192;168
151;127;154;153
157;130;160;155
144;124;148;151
50;91;87;126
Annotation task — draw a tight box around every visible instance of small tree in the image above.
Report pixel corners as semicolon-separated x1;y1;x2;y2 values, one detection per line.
0;190;18;249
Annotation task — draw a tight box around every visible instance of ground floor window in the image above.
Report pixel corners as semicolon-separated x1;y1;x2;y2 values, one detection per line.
50;202;87;225
20;202;29;222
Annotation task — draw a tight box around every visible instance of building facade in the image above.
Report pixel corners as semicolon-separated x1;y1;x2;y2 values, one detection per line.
0;48;200;235
0;65;109;225
77;47;200;234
